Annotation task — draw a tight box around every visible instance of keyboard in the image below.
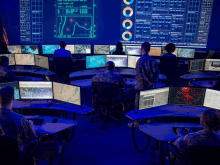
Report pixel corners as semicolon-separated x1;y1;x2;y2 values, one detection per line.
172;127;203;135
29;119;44;125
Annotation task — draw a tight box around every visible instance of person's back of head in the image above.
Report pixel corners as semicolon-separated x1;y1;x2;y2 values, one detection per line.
165;43;176;54
0;86;14;109
0;56;9;68
106;61;115;72
200;109;219;132
0;42;9;54
59;41;66;48
116;42;123;52
141;42;151;55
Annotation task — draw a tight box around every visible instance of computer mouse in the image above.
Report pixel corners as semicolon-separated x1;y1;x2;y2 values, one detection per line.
52;119;58;123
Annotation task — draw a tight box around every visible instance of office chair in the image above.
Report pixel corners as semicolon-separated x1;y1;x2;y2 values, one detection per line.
160;56;179;86
53;57;73;83
167;143;220;165
90;82;122;130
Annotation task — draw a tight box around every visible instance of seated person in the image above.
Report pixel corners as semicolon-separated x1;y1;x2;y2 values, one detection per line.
112;42;126;55
174;109;220;154
0;42;11;54
92;61;131;112
0;86;37;164
54;41;72;58
0;56;18;81
163;43;177;57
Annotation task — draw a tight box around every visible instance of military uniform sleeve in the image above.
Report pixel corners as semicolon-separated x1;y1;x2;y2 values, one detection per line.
151;60;160;85
174;135;187;154
19;119;37;143
118;76;126;88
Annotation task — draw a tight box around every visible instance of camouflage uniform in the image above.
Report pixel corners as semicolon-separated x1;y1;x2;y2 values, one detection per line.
135;54;160;109
175;130;220;154
0;109;37;164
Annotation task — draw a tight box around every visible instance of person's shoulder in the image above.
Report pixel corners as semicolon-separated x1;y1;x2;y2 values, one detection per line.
3;110;24;121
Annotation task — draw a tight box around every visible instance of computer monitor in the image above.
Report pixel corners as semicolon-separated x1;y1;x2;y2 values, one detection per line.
42;45;59;54
149;47;162;56
125;46;141;55
7;45;22;53
53;82;81;105
128;56;140;68
74;45;91;54
0;54;16;65
139;87;169;110
178;48;195;58
58;45;75;54
106;55;128;67
19;81;53;99
110;45;126;54
168;87;206;106
188;59;205;72
203;89;220;110
86;55;106;69
206;50;215;59
161;47;178;56
204;59;220;71
15;54;35;65
0;82;20;99
21;45;39;54
94;45;110;54
35;55;49;70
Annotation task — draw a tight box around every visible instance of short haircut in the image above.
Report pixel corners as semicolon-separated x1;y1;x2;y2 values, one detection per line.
141;42;151;52
59;41;66;48
202;109;219;131
116;42;123;51
0;56;9;66
165;43;176;53
106;61;115;71
0;86;14;105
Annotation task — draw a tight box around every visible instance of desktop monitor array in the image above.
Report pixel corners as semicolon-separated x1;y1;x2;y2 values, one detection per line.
188;59;220;72
0;54;49;69
0;81;81;106
139;87;217;110
86;55;140;69
8;45;195;58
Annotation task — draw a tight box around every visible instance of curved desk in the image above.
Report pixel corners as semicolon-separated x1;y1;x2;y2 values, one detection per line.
180;72;220;85
70;68;167;80
11;68;55;77
190;80;218;88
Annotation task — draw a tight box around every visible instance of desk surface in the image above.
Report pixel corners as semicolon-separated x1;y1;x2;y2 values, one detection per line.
180;72;219;80
70;79;166;88
24;115;77;134
125;105;206;121
13;100;93;115
69;68;167;80
190;80;218;88
12;68;55;76
139;123;203;142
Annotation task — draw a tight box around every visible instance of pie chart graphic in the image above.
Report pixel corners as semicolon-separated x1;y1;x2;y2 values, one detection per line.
123;20;133;30
123;7;134;17
123;0;134;5
122;31;132;41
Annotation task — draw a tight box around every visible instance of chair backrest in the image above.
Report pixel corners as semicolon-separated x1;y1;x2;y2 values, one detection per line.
0;135;18;165
53;57;72;74
184;144;220;165
92;82;119;108
160;56;179;74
